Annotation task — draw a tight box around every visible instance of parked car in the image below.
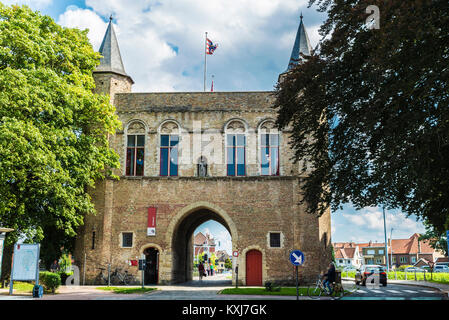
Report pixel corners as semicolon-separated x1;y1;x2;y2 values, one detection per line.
342;266;357;272
404;267;426;272
433;265;449;273
355;265;387;286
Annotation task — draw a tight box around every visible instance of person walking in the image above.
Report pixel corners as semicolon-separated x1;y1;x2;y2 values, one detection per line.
50;260;60;273
198;261;205;281
210;263;214;276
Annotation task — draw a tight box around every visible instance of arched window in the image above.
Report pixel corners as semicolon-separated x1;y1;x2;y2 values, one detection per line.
259;120;279;176
126;121;146;176
197;156;208;177
225;120;246;176
159;121;180;176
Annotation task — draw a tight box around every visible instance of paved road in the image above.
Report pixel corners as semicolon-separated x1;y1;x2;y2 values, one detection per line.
341;280;446;300
1;275;447;300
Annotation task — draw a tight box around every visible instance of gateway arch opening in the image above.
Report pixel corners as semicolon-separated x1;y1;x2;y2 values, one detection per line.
171;208;233;284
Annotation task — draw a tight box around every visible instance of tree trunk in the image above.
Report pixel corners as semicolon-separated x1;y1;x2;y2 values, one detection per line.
1;243;13;286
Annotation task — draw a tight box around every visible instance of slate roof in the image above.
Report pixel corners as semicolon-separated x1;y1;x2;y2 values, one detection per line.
286;14;312;71
95;18;133;82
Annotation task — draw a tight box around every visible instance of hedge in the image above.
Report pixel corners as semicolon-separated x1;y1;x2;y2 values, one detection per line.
39;271;61;293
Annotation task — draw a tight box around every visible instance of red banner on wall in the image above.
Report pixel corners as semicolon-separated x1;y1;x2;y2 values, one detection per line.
147;207;157;236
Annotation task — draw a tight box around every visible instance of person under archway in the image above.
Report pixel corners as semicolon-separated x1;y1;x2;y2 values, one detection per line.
198;261;205;281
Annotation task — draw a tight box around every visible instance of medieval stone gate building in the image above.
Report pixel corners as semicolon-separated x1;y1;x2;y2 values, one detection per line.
73;16;332;285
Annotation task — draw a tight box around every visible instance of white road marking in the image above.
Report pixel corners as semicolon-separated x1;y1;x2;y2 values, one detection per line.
402;290;418;293
369;289;383;294
356;289;367;293
420;290;436;293
386;290;401;294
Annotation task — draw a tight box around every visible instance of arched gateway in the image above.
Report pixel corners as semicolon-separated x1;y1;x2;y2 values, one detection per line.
165;202;238;283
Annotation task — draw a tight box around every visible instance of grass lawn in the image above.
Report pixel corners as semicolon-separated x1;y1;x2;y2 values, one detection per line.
220;287;311;296
342;271;449;284
3;281;56;294
96;287;157;294
6;281;34;294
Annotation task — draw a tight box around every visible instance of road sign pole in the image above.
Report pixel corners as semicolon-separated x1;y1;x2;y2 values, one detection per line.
295;266;299;300
235;265;238;289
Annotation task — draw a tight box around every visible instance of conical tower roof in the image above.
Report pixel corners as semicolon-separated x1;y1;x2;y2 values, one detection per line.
94;17;132;82
286;14;312;71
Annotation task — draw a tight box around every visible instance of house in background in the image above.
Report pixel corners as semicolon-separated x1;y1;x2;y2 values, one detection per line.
333;242;363;268
388;233;445;268
194;232;216;258
335;233;445;269
215;250;231;273
358;241;387;265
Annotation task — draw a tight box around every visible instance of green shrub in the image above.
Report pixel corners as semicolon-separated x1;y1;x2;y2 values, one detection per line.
39;272;61;293
397;265;413;271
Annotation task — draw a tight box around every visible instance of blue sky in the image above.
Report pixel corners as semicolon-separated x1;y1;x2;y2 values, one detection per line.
3;0;427;250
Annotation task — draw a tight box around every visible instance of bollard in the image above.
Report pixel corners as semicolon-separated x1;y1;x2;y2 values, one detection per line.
405;271;407;280
414;270;417;281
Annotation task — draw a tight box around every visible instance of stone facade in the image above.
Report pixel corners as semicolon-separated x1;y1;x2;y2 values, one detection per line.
73;19;332;286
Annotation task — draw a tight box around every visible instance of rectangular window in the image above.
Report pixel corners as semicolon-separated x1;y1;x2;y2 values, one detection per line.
400;257;408;263
378;249;384;254
367;249;375;255
269;232;281;248
227;134;245;176
91;231;95;250
261;134;279;176
160;134;178;176
122;232;133;248
126;135;145;176
411;257;416;263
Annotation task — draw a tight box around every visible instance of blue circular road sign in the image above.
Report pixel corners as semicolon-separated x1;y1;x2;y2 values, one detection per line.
289;250;305;266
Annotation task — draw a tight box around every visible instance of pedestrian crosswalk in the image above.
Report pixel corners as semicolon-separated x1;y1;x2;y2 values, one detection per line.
356;288;436;294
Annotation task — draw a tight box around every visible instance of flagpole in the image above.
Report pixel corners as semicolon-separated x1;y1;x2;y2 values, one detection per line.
204;32;207;92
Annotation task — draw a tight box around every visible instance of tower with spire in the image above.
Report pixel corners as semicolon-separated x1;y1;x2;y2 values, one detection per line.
93;16;134;105
278;13;313;82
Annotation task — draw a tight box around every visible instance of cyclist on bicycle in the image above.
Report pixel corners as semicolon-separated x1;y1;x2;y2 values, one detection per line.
322;262;336;294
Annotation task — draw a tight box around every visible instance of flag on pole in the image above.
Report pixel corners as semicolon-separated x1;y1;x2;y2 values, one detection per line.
206;38;218;55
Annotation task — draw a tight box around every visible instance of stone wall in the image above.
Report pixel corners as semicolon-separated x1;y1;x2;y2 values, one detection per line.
73;72;332;286
74;176;330;285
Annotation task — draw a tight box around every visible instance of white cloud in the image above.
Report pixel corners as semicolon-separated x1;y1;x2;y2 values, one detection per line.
56;0;320;92
57;7;109;50
336;207;426;243
2;0;53;9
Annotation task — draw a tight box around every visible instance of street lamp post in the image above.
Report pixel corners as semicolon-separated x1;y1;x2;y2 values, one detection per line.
390;228;394;270
383;206;390;272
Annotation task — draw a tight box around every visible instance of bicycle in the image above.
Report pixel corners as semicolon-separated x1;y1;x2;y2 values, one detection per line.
110;268;136;285
95;267;109;285
307;276;344;299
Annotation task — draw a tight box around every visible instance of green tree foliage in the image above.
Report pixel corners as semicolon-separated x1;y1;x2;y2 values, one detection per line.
274;0;449;233
224;258;232;270
419;222;448;256
0;4;121;271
